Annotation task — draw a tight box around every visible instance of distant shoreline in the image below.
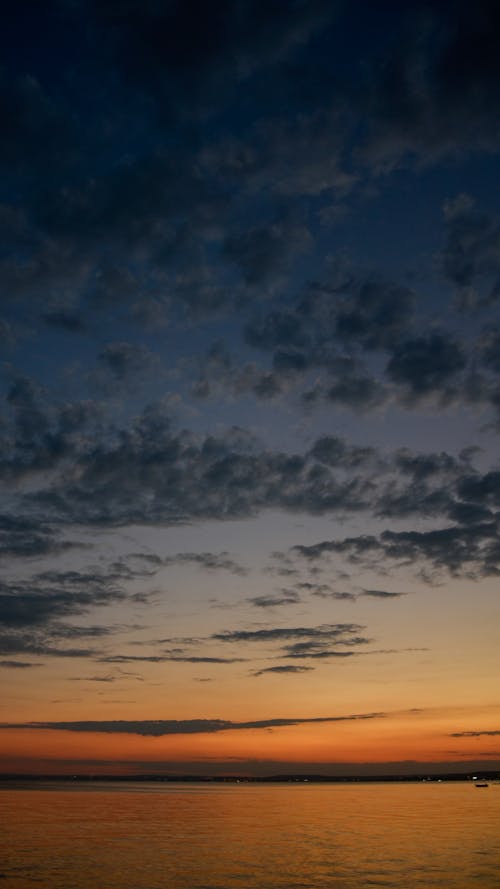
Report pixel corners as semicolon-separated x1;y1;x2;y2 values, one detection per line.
1;771;499;785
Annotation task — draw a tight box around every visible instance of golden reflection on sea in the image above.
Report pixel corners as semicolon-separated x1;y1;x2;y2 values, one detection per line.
1;782;499;888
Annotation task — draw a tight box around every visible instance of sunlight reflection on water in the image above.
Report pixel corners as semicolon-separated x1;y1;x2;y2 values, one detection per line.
1;782;499;888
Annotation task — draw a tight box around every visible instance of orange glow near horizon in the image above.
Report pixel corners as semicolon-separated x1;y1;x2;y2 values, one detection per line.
1;704;500;775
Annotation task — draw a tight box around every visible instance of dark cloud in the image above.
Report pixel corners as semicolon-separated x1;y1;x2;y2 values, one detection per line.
320;373;387;411
479;329;500;373
333;279;416;352
161;655;246;664
290;581;357;601
212;623;372;661
457;470;500;507
357;1;500;170
161;551;247;576
0;629;96;659
223;213;311;286
97;641;247;667
0;515;75;560
69;675;116;683
238;274;417;409
394;449;460;482
244;310;309;352
450;730;500;738
1;380;103;483
0;659;40;669
286;582;405;602
282;642;361;660
0;561;157;658
309;437;376;470
292;518;500;580
97;342;159;382
386;334;467;402
0;1;338;334
42;310;86;332
89;0;334;116
295;582;333;594
0;67;76;175
0;0;498;348
247;591;301;608
0;570;128;628
360;589;407;599
212;623;365;644
98;655;172;664
252;665;313;676
136;621;374;666
17;404;381;527
313;590;357;601
0;710;385;736
442;195;500;308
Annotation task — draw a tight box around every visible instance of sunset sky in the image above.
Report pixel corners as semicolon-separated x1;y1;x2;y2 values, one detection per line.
1;0;500;777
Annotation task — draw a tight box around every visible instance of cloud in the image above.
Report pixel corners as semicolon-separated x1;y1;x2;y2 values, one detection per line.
0;630;96;659
1;379;103;483
161;551;247;576
138;622;372;666
309;437;376;470
0;68;75;175
0;561;157;658
294;582;356;601
0;570;129;629
237;273;417;409
360;589;407;599
18;404;380;527
161;655;246;664
356;1;500;170
386;334;467;403
211;622;372;662
0;514;77;560
282;642;360;660
223;213;311;286
0;711;386;736
41;309;86;332
441;195;500;308
247;591;301;608
89;0;334;117
184;260;479;414
212;623;366;644
98;655;173;664
291;518;500;580
1;0;498;357
0;660;41;669
450;730;500;738
120;620;374;667
97;651;244;665
252;665;313;676
69;675;116;683
97;342;160;383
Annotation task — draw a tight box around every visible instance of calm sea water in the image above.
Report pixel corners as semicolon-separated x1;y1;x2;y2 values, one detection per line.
0;781;499;888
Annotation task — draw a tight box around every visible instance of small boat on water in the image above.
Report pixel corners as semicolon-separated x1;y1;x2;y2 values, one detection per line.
474;782;489;787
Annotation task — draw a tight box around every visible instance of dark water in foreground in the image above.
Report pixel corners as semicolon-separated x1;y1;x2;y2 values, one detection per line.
1;781;499;888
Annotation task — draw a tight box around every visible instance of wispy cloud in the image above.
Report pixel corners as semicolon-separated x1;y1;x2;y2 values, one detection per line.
450;730;500;737
0;711;387;736
252;665;314;677
360;589;408;599
247;590;301;608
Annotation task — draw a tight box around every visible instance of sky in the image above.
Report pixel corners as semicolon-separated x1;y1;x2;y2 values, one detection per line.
1;0;500;777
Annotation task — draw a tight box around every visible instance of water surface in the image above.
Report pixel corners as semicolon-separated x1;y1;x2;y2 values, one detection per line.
1;781;499;888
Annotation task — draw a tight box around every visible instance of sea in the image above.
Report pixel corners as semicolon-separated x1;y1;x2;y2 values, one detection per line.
1;781;499;888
